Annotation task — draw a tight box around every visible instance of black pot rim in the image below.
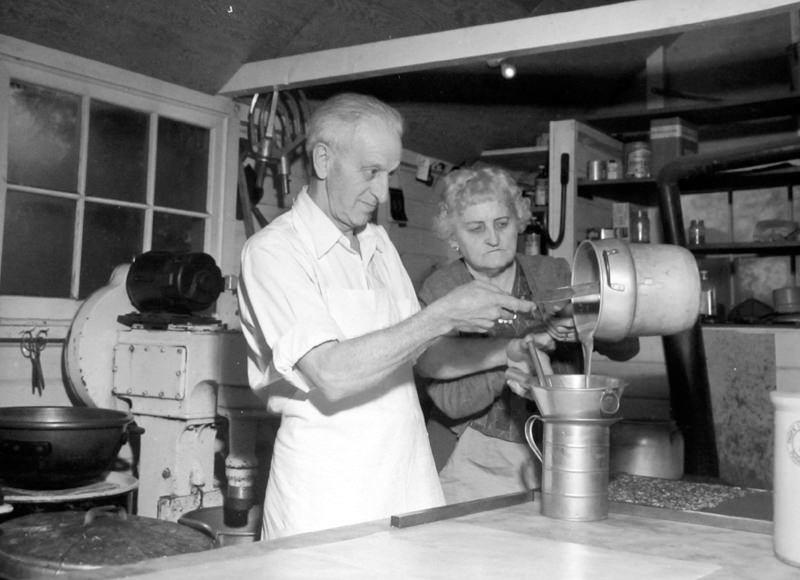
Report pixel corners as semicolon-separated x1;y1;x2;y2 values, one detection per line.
0;406;132;430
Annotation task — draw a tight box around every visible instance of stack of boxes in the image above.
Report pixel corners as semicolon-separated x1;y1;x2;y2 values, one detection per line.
649;117;699;176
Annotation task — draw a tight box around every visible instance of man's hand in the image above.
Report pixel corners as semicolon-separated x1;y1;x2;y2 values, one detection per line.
425;280;537;334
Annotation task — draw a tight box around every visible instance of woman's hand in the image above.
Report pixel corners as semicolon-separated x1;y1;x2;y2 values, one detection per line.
506;332;555;364
506;367;536;400
544;314;578;343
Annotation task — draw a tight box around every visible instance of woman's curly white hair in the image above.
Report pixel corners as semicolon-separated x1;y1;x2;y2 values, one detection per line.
431;165;532;240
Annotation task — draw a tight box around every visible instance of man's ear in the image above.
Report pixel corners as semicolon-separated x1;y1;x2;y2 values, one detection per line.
311;142;332;180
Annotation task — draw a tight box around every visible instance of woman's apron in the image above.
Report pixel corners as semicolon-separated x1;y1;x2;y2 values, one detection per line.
263;285;444;539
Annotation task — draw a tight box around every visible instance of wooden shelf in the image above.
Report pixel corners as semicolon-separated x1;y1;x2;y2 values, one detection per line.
689;240;800;256
576;166;800;204
478;146;548;173
679;165;800;193
583;94;800;137
577;178;658;205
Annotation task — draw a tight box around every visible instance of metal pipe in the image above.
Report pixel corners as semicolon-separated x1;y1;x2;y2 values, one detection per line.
656;136;800;477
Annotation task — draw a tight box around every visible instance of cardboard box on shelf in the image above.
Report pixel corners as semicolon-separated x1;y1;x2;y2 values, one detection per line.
650;117;698;176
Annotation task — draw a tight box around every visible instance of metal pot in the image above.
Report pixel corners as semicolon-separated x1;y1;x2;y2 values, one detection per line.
0;506;213;579
0;406;135;489
571;239;700;340
773;286;800;313
610;419;684;480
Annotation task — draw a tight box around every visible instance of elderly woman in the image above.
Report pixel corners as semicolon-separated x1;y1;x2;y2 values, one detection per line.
418;165;638;503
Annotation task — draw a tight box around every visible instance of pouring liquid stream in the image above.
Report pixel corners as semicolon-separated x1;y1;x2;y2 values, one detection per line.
573;296;601;389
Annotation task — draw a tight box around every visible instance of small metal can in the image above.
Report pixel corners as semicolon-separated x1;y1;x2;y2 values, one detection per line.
600;228;616;239
587;160;606;181
606;159;620;180
586;159;606;181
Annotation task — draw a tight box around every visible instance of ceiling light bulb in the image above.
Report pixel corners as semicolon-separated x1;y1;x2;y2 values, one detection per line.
500;61;516;79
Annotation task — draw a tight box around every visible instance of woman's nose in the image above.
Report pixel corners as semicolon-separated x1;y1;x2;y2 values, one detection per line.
486;227;500;245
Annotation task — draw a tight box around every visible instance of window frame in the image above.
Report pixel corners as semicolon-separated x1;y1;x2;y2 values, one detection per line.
0;36;239;326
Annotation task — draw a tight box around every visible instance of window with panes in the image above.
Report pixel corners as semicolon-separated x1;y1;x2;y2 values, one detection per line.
3;79;212;299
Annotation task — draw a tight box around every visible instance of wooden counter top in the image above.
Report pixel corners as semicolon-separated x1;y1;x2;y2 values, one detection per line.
66;492;796;580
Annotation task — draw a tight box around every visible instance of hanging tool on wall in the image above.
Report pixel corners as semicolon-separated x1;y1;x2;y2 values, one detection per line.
543;153;569;250
20;328;47;396
238;88;310;237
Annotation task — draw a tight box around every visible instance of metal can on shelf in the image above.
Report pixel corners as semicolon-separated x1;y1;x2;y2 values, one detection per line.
587;159;606;181
606;159;621;179
625;141;651;178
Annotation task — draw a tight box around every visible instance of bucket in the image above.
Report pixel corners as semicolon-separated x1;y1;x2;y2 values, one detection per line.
524;415;619;521
770;391;800;567
571;239;700;341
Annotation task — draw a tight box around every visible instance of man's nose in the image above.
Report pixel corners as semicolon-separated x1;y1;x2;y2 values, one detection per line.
373;173;390;203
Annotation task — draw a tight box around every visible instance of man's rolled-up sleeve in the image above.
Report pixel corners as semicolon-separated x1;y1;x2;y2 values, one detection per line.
240;234;343;392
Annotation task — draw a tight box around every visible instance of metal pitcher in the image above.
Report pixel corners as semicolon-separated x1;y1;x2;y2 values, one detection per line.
525;415;619;521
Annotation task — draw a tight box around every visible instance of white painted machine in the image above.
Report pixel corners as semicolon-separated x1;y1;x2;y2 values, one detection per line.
63;252;268;524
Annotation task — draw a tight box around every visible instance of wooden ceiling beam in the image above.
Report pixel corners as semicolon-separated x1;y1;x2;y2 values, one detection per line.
219;0;800;97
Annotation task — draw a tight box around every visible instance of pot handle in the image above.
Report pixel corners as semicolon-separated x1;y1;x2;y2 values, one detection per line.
599;389;621;415
84;505;128;526
120;421;146;446
602;249;625;292
524;415;543;462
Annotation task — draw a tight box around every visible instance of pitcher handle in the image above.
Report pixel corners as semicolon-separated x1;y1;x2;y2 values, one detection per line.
599;389;621;415
524;415;543;462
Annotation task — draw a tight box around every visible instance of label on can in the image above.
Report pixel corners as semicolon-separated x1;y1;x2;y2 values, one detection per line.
606;159;620;180
524;233;541;255
534;181;548;206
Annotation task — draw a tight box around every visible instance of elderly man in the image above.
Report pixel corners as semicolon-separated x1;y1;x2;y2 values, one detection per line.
238;93;537;540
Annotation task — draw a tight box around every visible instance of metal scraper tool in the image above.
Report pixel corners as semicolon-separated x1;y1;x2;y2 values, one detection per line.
534;281;600;305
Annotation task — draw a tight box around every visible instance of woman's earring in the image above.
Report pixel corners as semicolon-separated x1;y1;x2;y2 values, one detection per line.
450;242;459;253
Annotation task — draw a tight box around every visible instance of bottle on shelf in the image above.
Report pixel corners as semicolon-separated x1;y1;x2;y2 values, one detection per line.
631;209;650;243
522;217;544;256
699;269;717;321
534;164;548;206
688;219;706;245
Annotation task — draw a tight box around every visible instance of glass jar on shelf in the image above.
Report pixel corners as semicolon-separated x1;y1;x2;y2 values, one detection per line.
534;164;548;206
688;219;706;245
631;210;650;243
699;269;717;321
521;217;544;256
